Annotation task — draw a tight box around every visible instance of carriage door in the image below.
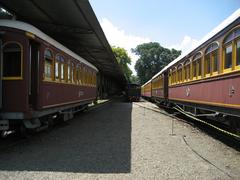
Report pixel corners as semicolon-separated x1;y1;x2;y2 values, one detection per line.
29;41;39;109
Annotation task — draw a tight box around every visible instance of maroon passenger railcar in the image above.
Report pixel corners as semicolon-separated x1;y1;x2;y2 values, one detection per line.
0;20;98;132
167;10;240;118
143;9;240;132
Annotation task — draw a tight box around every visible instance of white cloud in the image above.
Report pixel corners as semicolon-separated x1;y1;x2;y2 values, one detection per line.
100;18;150;75
169;35;198;54
100;18;199;75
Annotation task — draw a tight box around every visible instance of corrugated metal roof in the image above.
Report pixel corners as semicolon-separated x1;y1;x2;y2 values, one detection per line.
0;0;126;83
0;19;98;71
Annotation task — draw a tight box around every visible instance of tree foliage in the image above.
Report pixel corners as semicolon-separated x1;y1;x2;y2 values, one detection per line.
112;46;132;82
132;42;181;84
129;75;140;84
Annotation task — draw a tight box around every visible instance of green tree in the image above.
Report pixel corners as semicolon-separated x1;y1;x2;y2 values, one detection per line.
112;46;132;81
132;42;181;84
129;75;140;84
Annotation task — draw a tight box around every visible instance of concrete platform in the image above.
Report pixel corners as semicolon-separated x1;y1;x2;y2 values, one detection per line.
0;100;239;179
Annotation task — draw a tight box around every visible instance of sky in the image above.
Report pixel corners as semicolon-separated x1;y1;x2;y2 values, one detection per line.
89;0;240;75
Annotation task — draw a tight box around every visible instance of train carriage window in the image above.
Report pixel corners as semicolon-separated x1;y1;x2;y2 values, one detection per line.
212;50;219;73
82;67;86;85
193;52;203;80
88;70;90;86
90;71;93;86
67;61;71;82
85;69;88;85
61;63;65;80
89;70;92;86
92;71;95;86
56;55;65;82
55;61;59;80
223;27;240;72
88;70;91;86
225;45;232;69
87;70;90;86
76;64;80;85
236;40;240;67
79;65;83;85
173;71;176;84
192;60;197;79
169;71;172;85
93;72;95;86
204;54;211;76
171;67;177;84
177;64;183;83
197;59;202;77
3;42;22;79
184;60;190;82
71;62;75;83
44;49;53;80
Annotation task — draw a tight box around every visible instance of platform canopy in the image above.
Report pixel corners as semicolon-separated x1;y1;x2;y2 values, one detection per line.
0;0;126;83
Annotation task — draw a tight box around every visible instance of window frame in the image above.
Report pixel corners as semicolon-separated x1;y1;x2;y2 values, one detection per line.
204;53;211;77
177;64;183;84
223;25;240;73
192;60;197;80
169;70;172;85
55;54;65;82
235;38;240;70
172;67;177;85
2;41;23;80
223;42;233;73
192;51;203;80
184;60;191;82
211;49;219;76
44;48;54;81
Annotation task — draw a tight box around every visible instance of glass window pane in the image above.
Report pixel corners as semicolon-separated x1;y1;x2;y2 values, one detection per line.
205;55;211;74
68;65;71;81
225;45;232;69
192;61;196;78
61;64;64;80
44;59;52;78
55;62;59;79
212;50;218;72
235;28;240;39
44;49;53;59
3;43;22;77
197;59;201;76
224;33;234;44
237;40;240;66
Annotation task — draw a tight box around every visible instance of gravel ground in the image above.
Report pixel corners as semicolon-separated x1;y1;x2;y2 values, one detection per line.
0;100;239;180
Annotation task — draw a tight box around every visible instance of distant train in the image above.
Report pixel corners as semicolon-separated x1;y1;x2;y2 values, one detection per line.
0;20;98;134
125;83;141;102
141;9;240;133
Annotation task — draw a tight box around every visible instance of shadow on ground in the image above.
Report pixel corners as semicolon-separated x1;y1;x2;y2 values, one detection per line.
0;101;132;173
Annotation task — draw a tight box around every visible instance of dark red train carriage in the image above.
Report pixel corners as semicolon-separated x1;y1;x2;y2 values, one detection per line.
142;9;240;132
0;20;98;132
167;13;240;118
